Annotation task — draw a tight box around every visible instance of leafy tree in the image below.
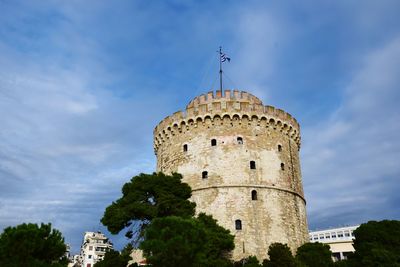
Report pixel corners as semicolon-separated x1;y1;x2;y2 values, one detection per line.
296;242;333;267
263;243;296;267
347;220;400;267
234;256;262;267
0;223;67;267
140;213;234;267
101;172;196;241
93;244;133;267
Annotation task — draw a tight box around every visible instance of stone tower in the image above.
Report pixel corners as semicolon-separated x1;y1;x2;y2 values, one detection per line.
153;90;308;260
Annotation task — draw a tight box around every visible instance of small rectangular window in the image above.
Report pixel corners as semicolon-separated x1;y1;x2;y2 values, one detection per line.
250;161;256;169
211;139;217;146
235;220;242;230
325;234;331;239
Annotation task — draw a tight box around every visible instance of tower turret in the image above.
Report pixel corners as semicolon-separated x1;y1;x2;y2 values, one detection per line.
153;89;308;260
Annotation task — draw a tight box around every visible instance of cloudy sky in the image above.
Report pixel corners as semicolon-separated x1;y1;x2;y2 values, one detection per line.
1;0;399;254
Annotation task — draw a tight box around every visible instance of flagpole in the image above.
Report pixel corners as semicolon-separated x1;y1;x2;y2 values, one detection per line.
219;46;223;91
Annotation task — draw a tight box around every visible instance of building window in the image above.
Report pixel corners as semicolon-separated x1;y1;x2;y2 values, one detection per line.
211;139;217;146
250;161;256;169
338;232;344;238
237;137;243;144
251;190;257;200
235;219;242;230
202;171;208;179
183;144;188;152
326;234;331;239
89;246;93;251
88;255;92;259
281;163;285;170
278;144;282;152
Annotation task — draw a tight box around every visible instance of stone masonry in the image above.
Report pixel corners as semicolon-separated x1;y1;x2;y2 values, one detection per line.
153;90;308;261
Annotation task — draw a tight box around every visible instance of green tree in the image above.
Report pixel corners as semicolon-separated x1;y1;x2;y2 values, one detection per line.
347;220;400;267
140;214;234;267
234;256;262;267
263;243;296;267
0;223;67;267
93;244;133;267
101;172;196;240
296;242;333;267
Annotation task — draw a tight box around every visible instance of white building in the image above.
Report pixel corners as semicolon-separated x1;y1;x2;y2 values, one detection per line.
77;231;113;267
309;225;359;261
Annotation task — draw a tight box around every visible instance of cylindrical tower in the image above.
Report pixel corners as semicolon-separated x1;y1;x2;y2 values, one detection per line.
153;90;308;261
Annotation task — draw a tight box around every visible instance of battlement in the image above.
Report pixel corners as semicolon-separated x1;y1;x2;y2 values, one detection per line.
187;89;263;108
154;90;301;152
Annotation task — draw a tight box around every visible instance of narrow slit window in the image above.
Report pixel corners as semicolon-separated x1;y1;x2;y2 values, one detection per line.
183;144;188;152
235;219;242;230
211;139;217;146
251;190;257;200
278;144;282;152
281;163;285;170
237;137;243;144
202;171;208;179
250;161;256;169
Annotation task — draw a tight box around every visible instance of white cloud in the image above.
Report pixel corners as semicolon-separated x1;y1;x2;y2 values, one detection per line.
303;36;400;227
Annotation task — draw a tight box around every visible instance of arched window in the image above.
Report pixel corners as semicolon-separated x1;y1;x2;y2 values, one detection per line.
281;163;285;170
183;144;188;152
251;190;257;200
235;219;242;230
211;139;217;146
278;144;282;152
202;171;208;179
237;137;243;144
250;161;256;169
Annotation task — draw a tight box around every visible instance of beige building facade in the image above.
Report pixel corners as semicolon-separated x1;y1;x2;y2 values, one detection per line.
77;231;113;267
309;225;359;261
153;90;308;260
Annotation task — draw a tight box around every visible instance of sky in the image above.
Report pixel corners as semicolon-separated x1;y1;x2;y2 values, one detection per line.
0;0;399;254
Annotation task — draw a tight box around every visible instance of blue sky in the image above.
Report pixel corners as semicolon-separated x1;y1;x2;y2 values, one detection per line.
1;0;399;254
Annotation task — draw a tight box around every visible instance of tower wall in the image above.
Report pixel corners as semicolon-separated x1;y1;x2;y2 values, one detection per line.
153;90;308;260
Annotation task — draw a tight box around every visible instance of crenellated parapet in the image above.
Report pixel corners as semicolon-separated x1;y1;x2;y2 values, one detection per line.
154;90;301;153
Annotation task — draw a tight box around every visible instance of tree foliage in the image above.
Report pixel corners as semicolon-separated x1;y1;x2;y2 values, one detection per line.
234;256;262;267
346;220;400;267
263;243;296;267
101;172;196;239
0;223;67;267
93;244;133;267
296;242;333;267
140;213;234;267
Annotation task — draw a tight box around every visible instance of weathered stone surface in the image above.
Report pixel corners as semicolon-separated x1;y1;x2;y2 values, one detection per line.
153;90;308;261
